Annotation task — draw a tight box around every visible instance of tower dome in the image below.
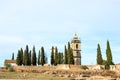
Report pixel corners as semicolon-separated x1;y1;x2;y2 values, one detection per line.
71;34;81;43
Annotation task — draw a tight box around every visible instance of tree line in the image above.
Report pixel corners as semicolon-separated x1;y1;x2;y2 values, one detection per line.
15;42;75;66
50;42;74;65
16;45;47;66
97;40;114;69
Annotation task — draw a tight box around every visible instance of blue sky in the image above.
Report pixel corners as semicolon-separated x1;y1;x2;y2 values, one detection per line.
0;0;120;66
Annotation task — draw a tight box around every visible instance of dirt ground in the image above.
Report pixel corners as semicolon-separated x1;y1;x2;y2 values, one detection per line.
0;65;120;80
0;72;70;80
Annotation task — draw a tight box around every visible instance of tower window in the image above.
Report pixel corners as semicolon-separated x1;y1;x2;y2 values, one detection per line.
76;44;78;49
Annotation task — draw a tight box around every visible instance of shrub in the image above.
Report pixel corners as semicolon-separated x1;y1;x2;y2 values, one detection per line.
9;67;14;72
81;66;88;70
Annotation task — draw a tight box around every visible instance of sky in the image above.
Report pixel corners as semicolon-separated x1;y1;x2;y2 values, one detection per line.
0;0;120;66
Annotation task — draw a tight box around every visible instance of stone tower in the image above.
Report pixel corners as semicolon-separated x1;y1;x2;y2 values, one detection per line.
71;34;81;65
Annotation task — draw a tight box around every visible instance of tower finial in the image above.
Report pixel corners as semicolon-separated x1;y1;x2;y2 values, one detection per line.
75;33;77;36
74;33;78;39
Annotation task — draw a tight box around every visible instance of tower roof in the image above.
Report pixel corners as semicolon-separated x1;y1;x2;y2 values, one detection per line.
74;33;78;39
71;34;81;43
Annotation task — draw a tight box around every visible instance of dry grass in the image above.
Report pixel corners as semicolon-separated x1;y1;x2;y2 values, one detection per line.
1;65;120;80
0;72;70;80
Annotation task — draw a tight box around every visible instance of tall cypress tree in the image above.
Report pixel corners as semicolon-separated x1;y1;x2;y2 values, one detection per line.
67;42;71;64
58;52;60;64
97;44;103;65
20;48;23;65
60;53;63;64
67;42;74;64
70;48;74;64
54;47;58;65
24;50;27;66
51;46;54;65
29;50;31;65
38;50;41;65
17;49;24;66
32;46;37;66
68;42;70;64
106;40;113;65
23;45;29;66
16;50;22;65
58;52;63;64
41;46;45;66
12;52;14;60
64;45;68;64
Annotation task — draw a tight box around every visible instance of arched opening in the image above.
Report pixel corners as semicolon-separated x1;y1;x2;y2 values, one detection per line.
76;44;78;49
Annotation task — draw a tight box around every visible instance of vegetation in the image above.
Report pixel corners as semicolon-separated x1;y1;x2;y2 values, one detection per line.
4;60;10;69
16;50;22;65
50;46;64;65
57;52;64;64
41;46;45;66
51;46;54;65
96;41;114;69
29;50;31;65
106;40;114;65
81;65;88;70
54;47;58;65
32;46;37;66
12;53;14;60
16;45;47;66
64;45;68;64
15;41;74;66
97;44;103;65
9;67;14;72
23;45;30;66
38;50;41;65
67;42;74;64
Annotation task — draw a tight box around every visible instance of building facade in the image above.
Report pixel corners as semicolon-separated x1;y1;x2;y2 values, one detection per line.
71;34;81;65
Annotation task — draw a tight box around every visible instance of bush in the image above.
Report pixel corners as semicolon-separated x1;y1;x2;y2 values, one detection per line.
9;67;14;72
81;66;88;70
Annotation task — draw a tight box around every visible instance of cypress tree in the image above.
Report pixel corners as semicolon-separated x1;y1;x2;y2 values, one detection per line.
24;50;29;65
51;46;54;65
54;47;58;65
38;50;41;65
23;45;29;66
58;52;63;64
58;52;60;64
64;45;68;64
70;48;74;64
23;50;26;66
67;42;74;64
41;46;45;66
32;46;37;66
97;44;103;65
67;42;71;64
20;48;23;65
29;50;31;65
60;53;63;64
12;52;14;60
106;40;113;65
16;50;21;65
60;53;64;64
